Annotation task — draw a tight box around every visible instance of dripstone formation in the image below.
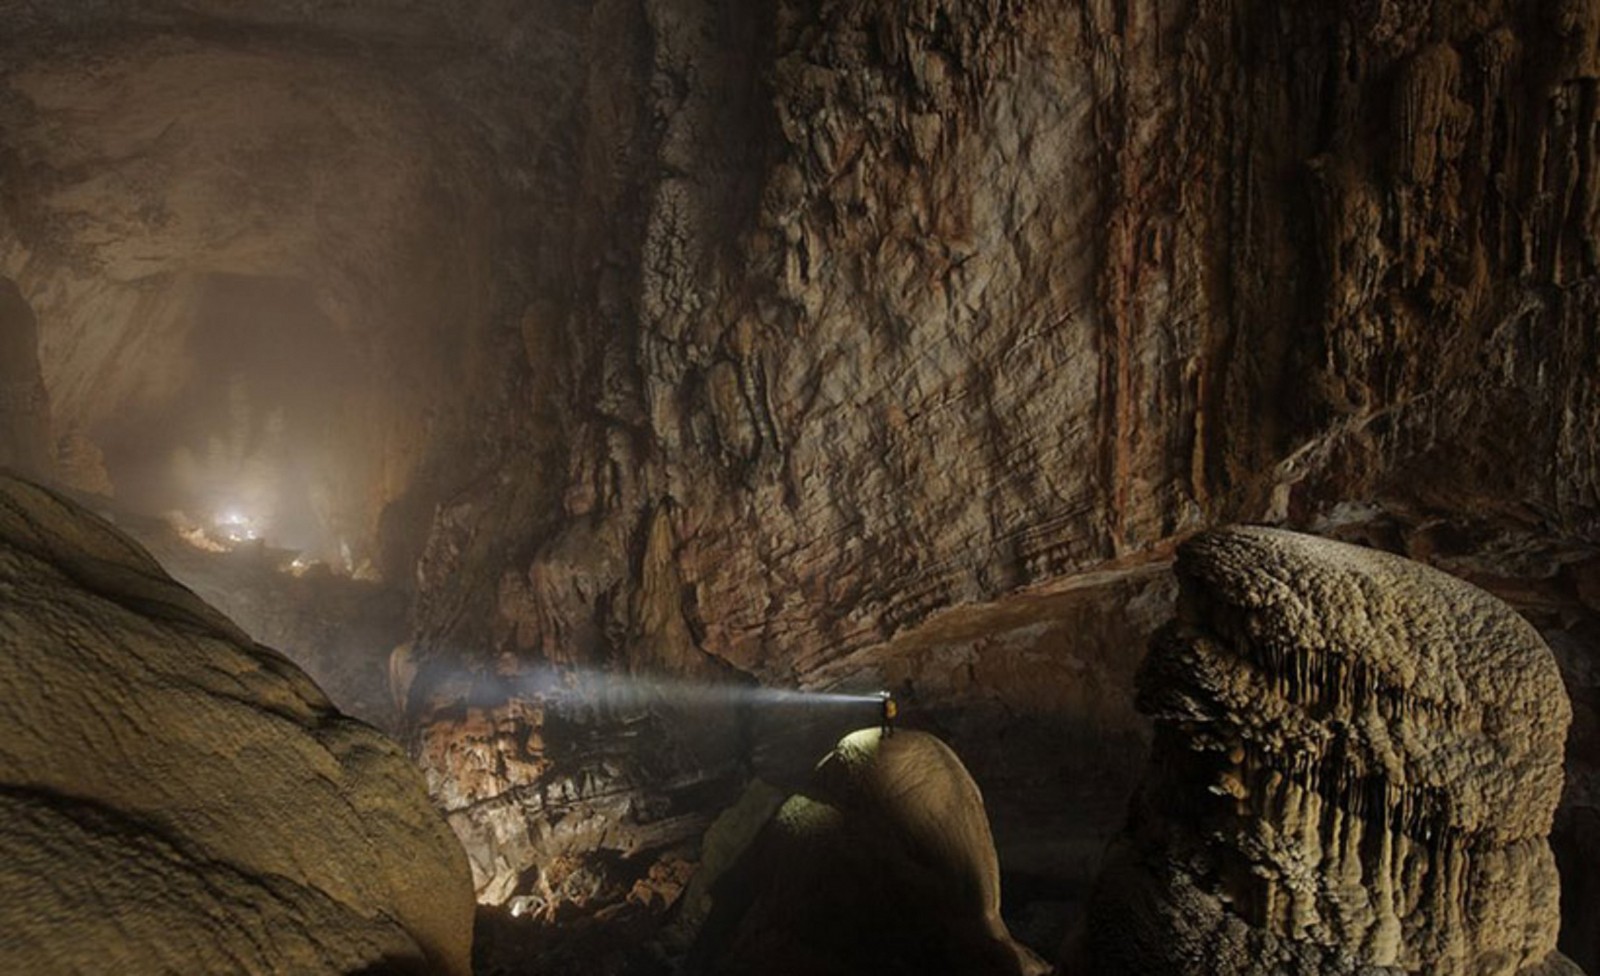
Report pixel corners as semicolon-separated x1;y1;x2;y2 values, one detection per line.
1077;527;1581;976
4;0;1600;957
0;474;475;975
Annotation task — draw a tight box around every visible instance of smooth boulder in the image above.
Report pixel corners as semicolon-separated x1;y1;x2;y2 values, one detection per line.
692;727;1048;976
0;474;475;975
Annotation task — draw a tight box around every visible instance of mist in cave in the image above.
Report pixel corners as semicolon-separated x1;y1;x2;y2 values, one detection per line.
98;274;361;564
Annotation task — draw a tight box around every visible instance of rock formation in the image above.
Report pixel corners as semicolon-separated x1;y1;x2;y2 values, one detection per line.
692;728;1048;976
2;0;1600;962
0;276;50;478
388;0;1600;938
0;473;474;975
1075;527;1581;975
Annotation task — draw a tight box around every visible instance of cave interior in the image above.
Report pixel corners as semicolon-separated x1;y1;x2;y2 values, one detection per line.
1;1;1598;974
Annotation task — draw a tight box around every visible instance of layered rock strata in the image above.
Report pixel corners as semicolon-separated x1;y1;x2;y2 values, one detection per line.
412;665;748;908
0;473;474;975
397;0;1600;927
1077;527;1580;975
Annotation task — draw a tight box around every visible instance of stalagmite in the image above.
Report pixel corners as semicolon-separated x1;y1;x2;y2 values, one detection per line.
1074;527;1583;976
691;728;1048;976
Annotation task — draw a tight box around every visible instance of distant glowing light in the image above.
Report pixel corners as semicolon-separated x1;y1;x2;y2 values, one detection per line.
212;508;261;544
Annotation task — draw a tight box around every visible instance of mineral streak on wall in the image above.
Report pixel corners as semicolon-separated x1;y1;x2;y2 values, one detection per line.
1078;527;1580;976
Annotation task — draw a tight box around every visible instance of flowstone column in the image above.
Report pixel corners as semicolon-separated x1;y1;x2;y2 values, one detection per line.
1075;526;1582;976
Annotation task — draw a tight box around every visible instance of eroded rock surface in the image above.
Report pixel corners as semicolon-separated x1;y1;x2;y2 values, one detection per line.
4;0;1600;958
408;653;751;911
692;728;1048;976
0;474;474;975
1077;527;1580;975
389;0;1600;932
0;276;50;478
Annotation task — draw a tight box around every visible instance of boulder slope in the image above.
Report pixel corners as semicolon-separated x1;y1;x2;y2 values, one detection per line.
0;473;474;975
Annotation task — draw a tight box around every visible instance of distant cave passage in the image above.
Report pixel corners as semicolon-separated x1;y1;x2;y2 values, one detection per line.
95;274;367;566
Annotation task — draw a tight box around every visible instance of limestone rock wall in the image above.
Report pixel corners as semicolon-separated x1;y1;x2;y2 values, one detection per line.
0;15;517;568
1076;527;1579;975
438;0;1600;687
398;0;1600;932
3;0;1600;956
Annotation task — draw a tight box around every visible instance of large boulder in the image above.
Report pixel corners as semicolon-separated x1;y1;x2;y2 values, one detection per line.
692;727;1048;976
0;474;474;975
1075;527;1581;975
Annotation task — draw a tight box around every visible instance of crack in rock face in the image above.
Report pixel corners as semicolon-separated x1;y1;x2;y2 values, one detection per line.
1076;526;1581;976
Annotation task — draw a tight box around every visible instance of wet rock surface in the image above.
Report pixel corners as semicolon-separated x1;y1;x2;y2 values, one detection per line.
0;474;474;975
1076;527;1580;975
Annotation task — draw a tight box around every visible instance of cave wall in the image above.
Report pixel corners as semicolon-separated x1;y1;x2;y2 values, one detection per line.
395;0;1600;947
411;0;1600;689
0;10;526;567
2;0;1597;961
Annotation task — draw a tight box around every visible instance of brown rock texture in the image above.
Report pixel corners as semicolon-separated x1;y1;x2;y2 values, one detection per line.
390;0;1600;931
0;276;50;478
0;473;474;975
691;728;1048;976
1075;527;1579;975
0;20;512;569
3;0;1600;958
